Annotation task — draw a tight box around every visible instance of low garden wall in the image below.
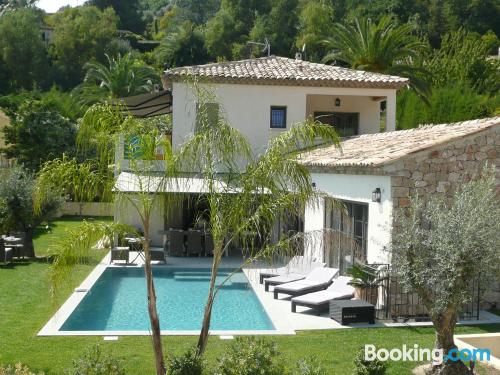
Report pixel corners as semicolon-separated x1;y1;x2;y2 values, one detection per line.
57;202;113;217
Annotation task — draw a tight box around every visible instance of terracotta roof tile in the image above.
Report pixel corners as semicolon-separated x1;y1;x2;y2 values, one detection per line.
163;56;408;89
300;117;500;169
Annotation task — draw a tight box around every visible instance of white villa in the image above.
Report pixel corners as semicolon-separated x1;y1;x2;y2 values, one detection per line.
114;55;500;271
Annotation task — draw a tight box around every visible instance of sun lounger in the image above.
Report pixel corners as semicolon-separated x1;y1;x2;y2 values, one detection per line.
259;255;312;284
264;261;325;292
273;267;339;299
291;276;354;314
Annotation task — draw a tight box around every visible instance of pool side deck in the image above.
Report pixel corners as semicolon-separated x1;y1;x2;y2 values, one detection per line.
38;253;500;336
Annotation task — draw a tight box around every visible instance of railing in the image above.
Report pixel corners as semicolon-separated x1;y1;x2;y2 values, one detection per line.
323;231;481;322
352;264;481;322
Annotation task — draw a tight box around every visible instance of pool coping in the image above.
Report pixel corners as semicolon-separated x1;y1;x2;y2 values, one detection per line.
454;332;500;370
38;252;295;336
38;254;500;337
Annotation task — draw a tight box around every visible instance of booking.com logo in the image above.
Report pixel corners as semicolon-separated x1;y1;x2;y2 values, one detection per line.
365;344;491;365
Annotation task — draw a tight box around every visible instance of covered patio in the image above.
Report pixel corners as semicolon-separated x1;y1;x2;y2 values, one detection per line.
113;172;302;258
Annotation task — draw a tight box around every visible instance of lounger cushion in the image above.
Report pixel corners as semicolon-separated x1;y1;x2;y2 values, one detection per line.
303;267;339;282
326;276;355;295
274;267;339;293
292;290;354;305
266;273;305;284
291;261;325;275
274;279;326;292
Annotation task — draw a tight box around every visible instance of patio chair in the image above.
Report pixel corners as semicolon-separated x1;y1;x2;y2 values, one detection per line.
10;232;26;258
110;246;129;264
0;239;13;264
167;229;185;257
186;230;203;257
260;255;312;284
273;267;339;299
150;247;167;263
264;261;325;292
204;232;214;256
291;276;354;315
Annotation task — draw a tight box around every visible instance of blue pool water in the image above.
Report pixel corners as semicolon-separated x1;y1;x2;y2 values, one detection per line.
61;267;274;331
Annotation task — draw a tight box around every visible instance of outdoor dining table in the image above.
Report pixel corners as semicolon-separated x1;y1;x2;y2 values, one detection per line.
161;229;210;257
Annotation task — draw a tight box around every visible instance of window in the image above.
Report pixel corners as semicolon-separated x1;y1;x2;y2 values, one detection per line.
324;199;368;270
314;112;359;137
196;103;219;130
270;106;287;129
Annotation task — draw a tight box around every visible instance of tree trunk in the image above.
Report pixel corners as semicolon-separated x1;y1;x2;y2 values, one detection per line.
197;253;219;356
24;229;35;258
143;222;166;375
429;308;472;375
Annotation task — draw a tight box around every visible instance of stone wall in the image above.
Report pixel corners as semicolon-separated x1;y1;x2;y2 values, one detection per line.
388;125;500;308
389;125;500;210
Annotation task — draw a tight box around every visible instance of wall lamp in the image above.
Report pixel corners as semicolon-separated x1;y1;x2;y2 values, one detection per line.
372;188;382;203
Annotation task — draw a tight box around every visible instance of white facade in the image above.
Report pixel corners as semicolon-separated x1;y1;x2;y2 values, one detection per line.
172;82;397;155
116;80;399;259
114;197;166;246
304;173;393;264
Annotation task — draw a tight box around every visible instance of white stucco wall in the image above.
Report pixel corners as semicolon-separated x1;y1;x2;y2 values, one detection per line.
305;94;382;134
114;195;165;246
304;173;392;264
172;82;397;154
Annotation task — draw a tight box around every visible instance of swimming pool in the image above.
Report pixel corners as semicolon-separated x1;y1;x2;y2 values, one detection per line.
60;267;275;332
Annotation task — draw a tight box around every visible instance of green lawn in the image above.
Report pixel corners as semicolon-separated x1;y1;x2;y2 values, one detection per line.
1;217;498;374
33;215;113;257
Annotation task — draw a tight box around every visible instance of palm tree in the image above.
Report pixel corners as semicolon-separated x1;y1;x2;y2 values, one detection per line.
73;53;161;105
35;82;340;370
323;16;431;101
176;81;340;355
35;105;172;375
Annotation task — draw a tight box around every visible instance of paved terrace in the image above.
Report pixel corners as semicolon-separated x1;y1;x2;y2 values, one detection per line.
39;254;500;336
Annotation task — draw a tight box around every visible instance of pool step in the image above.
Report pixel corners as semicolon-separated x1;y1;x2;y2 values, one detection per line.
173;271;232;277
174;275;212;281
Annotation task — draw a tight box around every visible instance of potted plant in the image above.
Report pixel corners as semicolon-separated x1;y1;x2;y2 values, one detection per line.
346;264;383;305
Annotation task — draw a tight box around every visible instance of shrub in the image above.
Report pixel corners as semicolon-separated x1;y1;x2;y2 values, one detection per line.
0;364;44;375
214;337;285;375
352;348;387;375
166;347;204;375
66;344;125;375
396;84;499;130
292;357;326;375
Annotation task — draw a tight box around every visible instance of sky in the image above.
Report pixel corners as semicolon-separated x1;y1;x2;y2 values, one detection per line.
37;0;86;13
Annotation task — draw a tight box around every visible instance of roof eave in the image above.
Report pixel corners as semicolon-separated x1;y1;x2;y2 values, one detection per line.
162;73;408;90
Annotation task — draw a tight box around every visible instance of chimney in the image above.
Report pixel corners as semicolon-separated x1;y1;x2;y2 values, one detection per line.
295;52;303;61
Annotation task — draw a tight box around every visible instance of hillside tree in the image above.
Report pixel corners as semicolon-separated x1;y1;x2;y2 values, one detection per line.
49;5;118;89
0;8;48;90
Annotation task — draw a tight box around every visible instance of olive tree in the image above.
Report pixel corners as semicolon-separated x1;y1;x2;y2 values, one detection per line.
391;167;500;375
0;166;62;257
